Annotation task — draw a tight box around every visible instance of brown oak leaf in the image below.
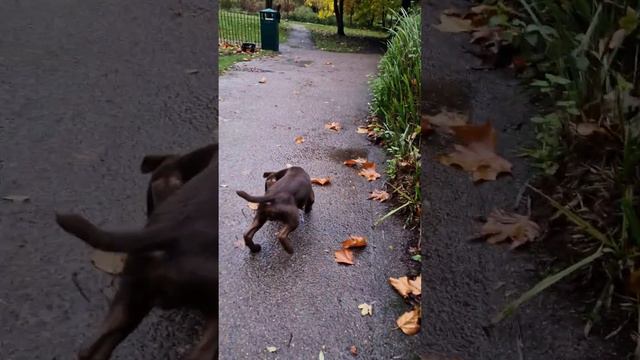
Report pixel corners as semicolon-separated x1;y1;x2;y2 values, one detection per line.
342;235;368;249
438;121;512;182
389;275;421;298
334;249;354;265
358;162;381;182
480;209;541;249
325;122;342;132
344;158;368;167
368;189;390;202
311;177;331;186
396;307;421;336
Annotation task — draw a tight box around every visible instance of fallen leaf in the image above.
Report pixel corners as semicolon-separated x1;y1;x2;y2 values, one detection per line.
266;346;277;353
396;307;421;335
575;122;606;136
438;121;512;182
422;111;468;133
358;303;373;316
294;136;305;144
311;177;331;186
350;345;358;356
247;202;259;210
344;158;368;167
259;77;267;84
325;122;342;132
356;126;369;134
389;275;421;298
434;14;474;33
358;162;381;182
342;235;368;249
2;195;30;203
324;61;333;65
90;250;127;275
319;350;325;360
480;209;541;249
334;249;354;265
368;190;390;202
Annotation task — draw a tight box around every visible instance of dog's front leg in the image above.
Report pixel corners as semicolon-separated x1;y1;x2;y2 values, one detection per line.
243;216;266;253
78;280;151;360
185;317;218;360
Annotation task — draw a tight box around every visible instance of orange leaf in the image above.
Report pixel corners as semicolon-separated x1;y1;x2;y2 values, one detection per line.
396;307;421;335
481;209;541;249
368;190;390;202
343;158;368;167
294;136;305;144
334;249;354;265
389;275;421;298
325;122;342;132
342;235;368;249
438;121;512;182
311;177;331;186
356;126;369;134
358;162;381;181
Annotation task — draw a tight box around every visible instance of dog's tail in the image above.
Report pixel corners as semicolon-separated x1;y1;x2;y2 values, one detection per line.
55;213;175;253
235;190;275;204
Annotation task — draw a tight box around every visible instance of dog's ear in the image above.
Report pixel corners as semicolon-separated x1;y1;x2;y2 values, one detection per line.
177;143;218;181
141;154;173;174
262;172;274;178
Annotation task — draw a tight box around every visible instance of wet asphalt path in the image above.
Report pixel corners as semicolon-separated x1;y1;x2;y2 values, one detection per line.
0;1;216;358
219;27;420;359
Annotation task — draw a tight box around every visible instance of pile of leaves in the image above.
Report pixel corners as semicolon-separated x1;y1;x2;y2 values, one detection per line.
434;0;640;350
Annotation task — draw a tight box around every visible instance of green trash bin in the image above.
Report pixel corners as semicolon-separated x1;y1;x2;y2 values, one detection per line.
259;8;280;52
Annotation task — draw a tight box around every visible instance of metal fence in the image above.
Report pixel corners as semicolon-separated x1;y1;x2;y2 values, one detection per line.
219;10;261;47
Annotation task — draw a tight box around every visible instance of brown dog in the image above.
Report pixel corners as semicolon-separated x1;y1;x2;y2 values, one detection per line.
55;143;218;360
236;166;314;254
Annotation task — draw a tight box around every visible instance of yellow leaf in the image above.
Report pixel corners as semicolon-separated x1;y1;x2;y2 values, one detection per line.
358;303;373;316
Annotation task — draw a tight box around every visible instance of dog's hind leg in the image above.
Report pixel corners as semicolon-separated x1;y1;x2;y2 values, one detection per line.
78;280;151;360
186;317;218;360
277;209;299;254
304;191;315;213
243;216;266;253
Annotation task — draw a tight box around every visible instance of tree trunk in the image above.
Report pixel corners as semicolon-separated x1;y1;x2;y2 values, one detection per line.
334;0;345;36
402;0;411;12
266;0;273;9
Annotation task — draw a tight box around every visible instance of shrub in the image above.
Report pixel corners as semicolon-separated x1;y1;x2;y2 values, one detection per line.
370;9;421;225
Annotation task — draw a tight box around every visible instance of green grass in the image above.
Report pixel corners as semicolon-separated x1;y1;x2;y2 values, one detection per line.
288;20;388;53
219;53;246;73
369;10;421;226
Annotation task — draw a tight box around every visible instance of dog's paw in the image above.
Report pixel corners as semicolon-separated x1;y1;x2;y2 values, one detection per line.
249;244;262;253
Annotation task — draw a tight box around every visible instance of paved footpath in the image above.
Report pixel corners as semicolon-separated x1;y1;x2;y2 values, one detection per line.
0;1;216;358
219;25;421;359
